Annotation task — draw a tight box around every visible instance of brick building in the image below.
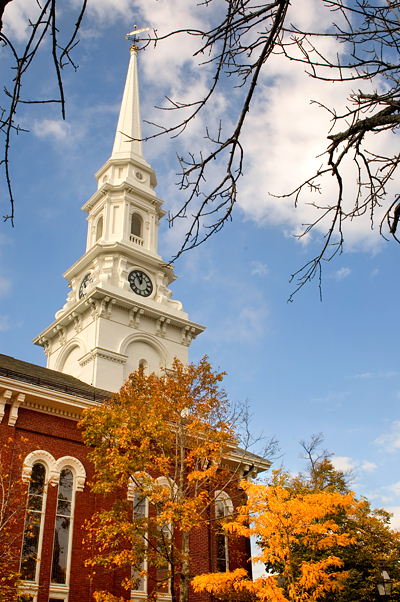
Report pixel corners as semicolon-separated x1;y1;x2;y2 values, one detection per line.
0;42;269;602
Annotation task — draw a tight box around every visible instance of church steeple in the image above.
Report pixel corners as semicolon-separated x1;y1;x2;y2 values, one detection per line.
33;44;204;392
111;46;143;160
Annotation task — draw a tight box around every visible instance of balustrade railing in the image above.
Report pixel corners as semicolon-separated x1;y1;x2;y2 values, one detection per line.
130;234;144;246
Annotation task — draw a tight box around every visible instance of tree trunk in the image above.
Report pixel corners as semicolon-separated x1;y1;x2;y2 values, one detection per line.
178;418;190;602
180;530;190;602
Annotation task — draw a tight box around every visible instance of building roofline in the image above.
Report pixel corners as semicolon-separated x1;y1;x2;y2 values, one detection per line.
0;354;112;402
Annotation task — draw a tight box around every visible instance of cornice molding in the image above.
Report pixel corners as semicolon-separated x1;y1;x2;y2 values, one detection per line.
23;398;82;421
83;177;163;214
0;378;101;425
79;347;128;367
34;285;204;347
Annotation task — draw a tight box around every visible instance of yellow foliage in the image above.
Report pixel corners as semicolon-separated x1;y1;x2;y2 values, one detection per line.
192;478;361;602
80;357;240;602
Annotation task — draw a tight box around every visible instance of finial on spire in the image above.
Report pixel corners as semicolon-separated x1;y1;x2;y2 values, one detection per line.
111;31;148;160
126;25;150;50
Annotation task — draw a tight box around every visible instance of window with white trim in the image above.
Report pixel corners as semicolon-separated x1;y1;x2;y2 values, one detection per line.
20;462;47;581
132;490;148;595
51;468;75;585
215;492;233;573
131;214;142;238
155;477;173;595
155;518;171;594
129;477;173;598
96;215;103;241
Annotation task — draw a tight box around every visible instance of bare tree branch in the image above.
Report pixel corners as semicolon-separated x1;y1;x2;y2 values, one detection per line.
132;0;400;299
124;0;290;260
0;0;87;224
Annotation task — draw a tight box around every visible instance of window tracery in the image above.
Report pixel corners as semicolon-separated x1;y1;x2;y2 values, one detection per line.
215;491;233;572
129;476;174;597
132;490;148;595
20;452;86;590
51;467;75;585
155;477;173;594
20;463;47;582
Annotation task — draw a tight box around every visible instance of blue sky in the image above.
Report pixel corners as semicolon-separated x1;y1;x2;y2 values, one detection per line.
1;0;400;529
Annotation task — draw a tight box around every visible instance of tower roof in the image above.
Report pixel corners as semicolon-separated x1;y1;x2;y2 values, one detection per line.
111;45;143;160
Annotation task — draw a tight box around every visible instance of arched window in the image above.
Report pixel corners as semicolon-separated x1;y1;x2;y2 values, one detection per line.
156;520;171;593
20;463;47;582
155;477;174;594
130;213;143;244
138;359;149;375
215;492;233;572
96;215;103;241
51;468;75;585
20;451;85;594
128;477;174;597
132;490;148;594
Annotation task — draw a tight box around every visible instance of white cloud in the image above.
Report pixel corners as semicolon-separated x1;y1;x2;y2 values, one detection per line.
32;119;72;141
81;0;135;22
310;390;348;405
384;506;400;529
331;456;377;474
4;0;395;257
237;306;269;341
351;371;399;379
2;0;41;42
0;316;12;331
331;456;357;472
251;261;269;277
0;276;11;297
375;421;400;452
388;482;400;497
360;461;377;474
333;267;352;281
216;304;270;344
136;0;393;255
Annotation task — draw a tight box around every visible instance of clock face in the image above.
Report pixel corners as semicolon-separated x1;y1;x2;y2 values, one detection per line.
79;273;92;299
128;270;153;297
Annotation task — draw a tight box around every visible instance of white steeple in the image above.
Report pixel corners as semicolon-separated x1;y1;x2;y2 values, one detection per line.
111;46;143;160
33;45;205;391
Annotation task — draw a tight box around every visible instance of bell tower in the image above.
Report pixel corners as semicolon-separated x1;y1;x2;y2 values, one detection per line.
33;44;205;392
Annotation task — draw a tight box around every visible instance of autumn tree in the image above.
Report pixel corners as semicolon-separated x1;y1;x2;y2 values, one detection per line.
193;436;400;602
294;435;400;602
193;476;359;602
80;357;267;602
0;437;30;602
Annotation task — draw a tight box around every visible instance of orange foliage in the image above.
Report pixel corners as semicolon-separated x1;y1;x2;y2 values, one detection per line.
0;437;30;602
192;478;361;602
80;357;240;602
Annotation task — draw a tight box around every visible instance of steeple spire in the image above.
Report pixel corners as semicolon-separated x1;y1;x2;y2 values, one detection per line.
33;38;205;392
111;45;143;160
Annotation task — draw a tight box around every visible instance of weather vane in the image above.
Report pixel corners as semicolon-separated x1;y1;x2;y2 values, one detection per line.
126;25;150;48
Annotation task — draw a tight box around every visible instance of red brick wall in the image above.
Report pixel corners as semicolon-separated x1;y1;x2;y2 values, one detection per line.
0;405;252;602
